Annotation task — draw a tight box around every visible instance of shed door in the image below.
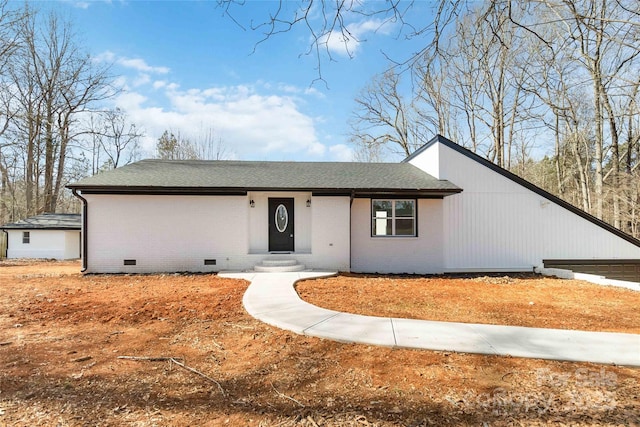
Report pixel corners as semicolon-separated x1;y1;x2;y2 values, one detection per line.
269;198;294;252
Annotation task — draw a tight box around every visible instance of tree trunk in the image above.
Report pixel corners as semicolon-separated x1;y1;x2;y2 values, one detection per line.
52;113;70;211
602;91;620;228
569;129;591;212
592;76;604;219
554;114;564;196
42;101;56;213
25;103;37;216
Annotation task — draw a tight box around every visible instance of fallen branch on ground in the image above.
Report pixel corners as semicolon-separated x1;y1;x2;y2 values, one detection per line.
117;356;183;362
223;322;254;330
169;357;226;396
270;382;305;407
117;355;225;396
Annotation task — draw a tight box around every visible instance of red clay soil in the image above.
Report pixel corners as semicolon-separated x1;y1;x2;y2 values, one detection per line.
296;274;640;333
0;261;638;426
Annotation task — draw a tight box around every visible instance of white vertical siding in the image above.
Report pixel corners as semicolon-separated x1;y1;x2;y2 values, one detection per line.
410;141;640;271
407;141;440;180
350;198;444;274
7;229;76;259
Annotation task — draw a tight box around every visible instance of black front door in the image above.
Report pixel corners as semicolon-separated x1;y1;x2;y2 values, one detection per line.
269;198;294;252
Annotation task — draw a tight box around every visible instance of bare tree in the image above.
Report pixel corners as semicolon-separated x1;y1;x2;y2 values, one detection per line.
218;0;640;235
9;8;113;214
156;127;230;161
412;57;462;147
89;108;143;172
193;126;230;160
0;1;27;224
0;0;22;134
350;69;430;158
155;130;203;161
439;3;532;167
217;0;461;85
352;2;533;166
530;0;640;222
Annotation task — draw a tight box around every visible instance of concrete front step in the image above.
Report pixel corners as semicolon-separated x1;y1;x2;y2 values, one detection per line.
254;259;306;272
262;259;299;267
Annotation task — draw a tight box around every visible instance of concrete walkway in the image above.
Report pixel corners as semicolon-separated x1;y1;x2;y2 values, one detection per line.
219;271;640;367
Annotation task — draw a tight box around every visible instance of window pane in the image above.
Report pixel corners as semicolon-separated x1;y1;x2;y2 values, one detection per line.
395;219;415;236
372;200;392;217
372;218;392;236
275;204;288;232
395;200;415;217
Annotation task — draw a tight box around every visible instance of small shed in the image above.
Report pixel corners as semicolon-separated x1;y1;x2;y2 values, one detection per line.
1;213;81;260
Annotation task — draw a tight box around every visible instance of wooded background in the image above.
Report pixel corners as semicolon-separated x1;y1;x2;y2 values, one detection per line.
0;3;143;225
2;1;640;240
344;0;640;237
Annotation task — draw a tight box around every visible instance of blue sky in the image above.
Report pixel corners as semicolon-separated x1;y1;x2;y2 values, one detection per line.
32;1;433;161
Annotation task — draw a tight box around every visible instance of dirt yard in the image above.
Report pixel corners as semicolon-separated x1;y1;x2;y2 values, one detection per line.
297;274;640;333
0;261;638;426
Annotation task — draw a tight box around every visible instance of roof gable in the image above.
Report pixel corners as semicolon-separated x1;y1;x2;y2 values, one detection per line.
405;135;640;248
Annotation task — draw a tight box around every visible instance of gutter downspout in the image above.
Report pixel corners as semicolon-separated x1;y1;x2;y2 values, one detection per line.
71;189;88;273
349;190;355;273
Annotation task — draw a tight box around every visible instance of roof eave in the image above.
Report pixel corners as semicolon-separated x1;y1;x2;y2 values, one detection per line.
68;185;462;197
67;186;249;196
1;226;81;230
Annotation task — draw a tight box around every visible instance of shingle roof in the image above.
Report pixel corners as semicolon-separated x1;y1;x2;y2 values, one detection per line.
67;160;461;196
1;213;81;230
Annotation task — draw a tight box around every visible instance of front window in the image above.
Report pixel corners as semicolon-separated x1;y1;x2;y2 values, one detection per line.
372;199;416;236
22;231;30;244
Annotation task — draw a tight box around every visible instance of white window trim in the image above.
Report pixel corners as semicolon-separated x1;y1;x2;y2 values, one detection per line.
371;199;417;237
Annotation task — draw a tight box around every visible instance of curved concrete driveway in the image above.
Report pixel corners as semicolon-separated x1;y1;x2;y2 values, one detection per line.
219;271;640;367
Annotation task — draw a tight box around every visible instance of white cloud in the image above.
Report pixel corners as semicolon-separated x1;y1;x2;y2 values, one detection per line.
351;18;395;36
276;83;325;99
100;51;339;160
329;144;354;162
93;50;116;63
115;91;148;111
304;86;324;98
132;73;151;87
113;83;328;160
73;2;91;9
117;57;170;74
94;51;170;74
64;0;115;7
322;18;396;57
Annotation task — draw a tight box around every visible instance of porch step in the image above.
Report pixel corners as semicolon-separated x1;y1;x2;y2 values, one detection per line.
262;259;299;267
254;259;306;272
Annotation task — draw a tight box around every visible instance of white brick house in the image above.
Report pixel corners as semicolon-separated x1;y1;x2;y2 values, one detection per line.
67;136;640;280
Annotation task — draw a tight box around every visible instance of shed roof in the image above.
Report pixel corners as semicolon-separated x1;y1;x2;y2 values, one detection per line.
67;160;462;197
1;213;81;230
